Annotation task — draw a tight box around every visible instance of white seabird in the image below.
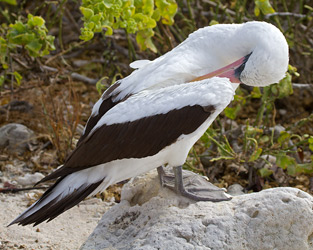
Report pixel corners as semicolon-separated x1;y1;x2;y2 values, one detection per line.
10;21;289;226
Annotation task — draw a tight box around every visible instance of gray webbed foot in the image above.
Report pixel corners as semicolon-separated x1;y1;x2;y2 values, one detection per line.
157;166;231;202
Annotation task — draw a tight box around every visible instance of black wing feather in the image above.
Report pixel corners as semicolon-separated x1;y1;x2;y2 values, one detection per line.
39;104;215;183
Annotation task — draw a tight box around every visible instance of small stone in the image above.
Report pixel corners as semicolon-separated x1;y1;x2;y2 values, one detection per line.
0;123;37;155
0;154;8;161
16;173;45;186
227;183;245;196
278;109;287;116
272;125;285;138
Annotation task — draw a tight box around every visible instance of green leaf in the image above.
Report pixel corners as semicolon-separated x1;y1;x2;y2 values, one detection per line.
296;163;313;174
254;6;260;16
210;156;235;162
251;87;262;98
28;14;45;27
224;107;237;120
103;0;114;8
308;136;313;152
277;72;293;99
142;0;154;16
152;9;161;21
25;40;42;56
277;131;290;145
2;63;8;69
91;13;102;23
80;0;177;52
87;22;95;30
209;20;219;26
80;7;94;20
276;153;296;170
0;75;4;87
96;76;109;95
259;135;269;144
13;71;22;86
249;147;262;162
136;29;157;52
80;27;94;41
8;21;26;34
259;167;273;177
0;37;8;69
6;14;55;58
287;164;296;176
0;0;17;5
144;36;157;53
288;64;300;77
245;126;263;136
125;18;138;33
254;0;275;15
156;0;177;25
46;35;56;50
103;25;113;35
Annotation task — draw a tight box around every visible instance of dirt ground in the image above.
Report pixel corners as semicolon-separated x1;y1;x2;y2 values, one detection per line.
0;193;114;250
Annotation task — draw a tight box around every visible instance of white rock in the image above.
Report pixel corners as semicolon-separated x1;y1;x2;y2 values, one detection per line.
80;171;313;250
16;172;45;186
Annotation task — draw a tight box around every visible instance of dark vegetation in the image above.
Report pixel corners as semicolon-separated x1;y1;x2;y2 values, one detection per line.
0;0;312;199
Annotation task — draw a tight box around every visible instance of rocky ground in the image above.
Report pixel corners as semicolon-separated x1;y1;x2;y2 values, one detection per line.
0;194;114;250
81;171;313;250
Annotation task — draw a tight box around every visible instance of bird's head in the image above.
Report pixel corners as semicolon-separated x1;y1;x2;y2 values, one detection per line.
192;22;289;87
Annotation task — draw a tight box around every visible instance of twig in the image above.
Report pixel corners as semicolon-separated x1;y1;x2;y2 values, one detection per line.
41;65;98;85
292;83;313;95
265;12;308;19
45;40;86;64
41;65;58;72
0;186;47;193
64;7;81;34
71;72;98;85
12;55;31;70
202;0;250;21
292;83;313;89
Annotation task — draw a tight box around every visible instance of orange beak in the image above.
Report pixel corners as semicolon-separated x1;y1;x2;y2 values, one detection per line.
192;55;249;84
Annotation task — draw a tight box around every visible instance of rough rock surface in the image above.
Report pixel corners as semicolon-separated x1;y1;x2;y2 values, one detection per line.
81;171;313;250
0;123;37;154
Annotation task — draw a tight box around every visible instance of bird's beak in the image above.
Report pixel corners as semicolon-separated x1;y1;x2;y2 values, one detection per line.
192;55;249;84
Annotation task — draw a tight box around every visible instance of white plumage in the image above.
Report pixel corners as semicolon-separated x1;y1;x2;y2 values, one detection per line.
10;21;289;226
94;77;234;127
105;21;288;104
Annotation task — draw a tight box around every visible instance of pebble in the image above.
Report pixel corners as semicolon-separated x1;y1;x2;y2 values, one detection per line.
16;173;45;186
0;123;37;154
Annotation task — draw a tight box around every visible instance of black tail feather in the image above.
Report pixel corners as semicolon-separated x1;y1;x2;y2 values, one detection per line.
9;180;103;226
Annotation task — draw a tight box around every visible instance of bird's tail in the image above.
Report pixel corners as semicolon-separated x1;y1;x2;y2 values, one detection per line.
8;172;104;226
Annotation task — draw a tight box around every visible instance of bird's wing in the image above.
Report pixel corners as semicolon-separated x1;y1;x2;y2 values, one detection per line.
39;78;234;183
77;80;123;145
77;94;115;145
39;104;215;183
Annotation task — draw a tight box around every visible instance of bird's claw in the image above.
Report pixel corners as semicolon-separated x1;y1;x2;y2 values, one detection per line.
157;166;232;202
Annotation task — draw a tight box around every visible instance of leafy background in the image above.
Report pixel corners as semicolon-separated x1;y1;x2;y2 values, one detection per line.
0;0;312;198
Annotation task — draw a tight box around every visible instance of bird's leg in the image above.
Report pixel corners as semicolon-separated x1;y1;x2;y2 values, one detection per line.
157;165;231;202
157;165;175;188
173;166;230;201
157;166;165;185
